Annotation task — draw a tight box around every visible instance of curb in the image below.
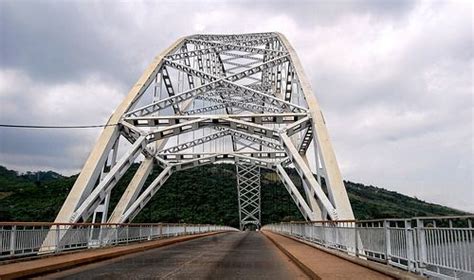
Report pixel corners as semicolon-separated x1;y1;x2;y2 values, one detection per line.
262;231;320;280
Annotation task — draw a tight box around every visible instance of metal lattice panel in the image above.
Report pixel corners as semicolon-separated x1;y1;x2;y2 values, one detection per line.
236;164;261;230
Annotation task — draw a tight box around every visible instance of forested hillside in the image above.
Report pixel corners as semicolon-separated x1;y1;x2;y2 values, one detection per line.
0;164;467;227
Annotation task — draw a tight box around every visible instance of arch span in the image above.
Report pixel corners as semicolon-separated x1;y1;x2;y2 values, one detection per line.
53;33;354;231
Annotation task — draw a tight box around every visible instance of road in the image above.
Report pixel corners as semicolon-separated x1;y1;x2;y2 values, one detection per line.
38;232;308;279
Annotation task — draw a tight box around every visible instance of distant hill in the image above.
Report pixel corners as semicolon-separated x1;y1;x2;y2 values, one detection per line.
0;164;467;226
0;165;63;188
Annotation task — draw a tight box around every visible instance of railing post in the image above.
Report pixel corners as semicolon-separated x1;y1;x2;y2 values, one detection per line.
416;219;427;274
354;222;359;257
9;225;16;256
322;222;327;247
384;220;391;264
87;224;93;248
159;223;163;238
184;223;187;235
149;225;153;240
126;226;129;244
405;220;415;272
115;225;119;245
99;225;104;247
88;225;94;248
55;225;61;253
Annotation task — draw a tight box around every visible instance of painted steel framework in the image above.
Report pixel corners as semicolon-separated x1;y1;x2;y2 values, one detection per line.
51;33;354;236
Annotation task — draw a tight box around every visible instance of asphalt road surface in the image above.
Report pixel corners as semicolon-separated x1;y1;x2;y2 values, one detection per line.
38;232;308;280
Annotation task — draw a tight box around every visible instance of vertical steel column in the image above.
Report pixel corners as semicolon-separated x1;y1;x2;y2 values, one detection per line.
236;164;261;230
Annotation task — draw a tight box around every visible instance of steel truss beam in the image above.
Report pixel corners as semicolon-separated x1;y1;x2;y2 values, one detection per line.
160;128;283;154
108;158;154;223
275;164;316;221
297;127;313;155
164;54;290;92
170;153;278;172
50;33;353;249
226;128;283;151
126;113;307;127
185;38;284;56
223;59;261;70
125;79;306;118
190;32;275;42
220;52;264;62
180;44;197;89
70;135;148;223
160;130;228;153
193;95;283;113
157;152;287;161
167;36;276;61
134;115;309;144
280;133;337;219
183;103;227;115
121;166;173;222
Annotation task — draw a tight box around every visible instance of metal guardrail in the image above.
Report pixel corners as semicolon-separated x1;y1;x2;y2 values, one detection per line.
263;216;474;279
0;222;237;259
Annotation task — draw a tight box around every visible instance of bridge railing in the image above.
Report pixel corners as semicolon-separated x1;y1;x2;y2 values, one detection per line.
263;215;473;279
0;222;236;260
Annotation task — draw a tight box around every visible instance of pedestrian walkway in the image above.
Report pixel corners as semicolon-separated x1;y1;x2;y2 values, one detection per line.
262;231;421;280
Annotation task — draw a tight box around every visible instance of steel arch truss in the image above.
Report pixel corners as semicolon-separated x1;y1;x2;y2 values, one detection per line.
50;33;354;246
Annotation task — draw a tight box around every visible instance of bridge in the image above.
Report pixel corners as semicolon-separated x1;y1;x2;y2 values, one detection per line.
0;33;472;279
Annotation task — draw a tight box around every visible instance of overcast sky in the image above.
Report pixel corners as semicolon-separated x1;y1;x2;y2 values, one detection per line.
0;0;472;212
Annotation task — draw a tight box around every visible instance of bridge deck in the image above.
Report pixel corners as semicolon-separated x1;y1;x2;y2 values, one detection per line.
35;231;307;279
0;231;416;279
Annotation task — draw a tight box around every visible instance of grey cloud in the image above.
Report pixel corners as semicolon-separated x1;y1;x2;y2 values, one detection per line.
0;1;190;85
231;0;417;27
1;1;113;82
0;129;87;159
0;0;472;212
